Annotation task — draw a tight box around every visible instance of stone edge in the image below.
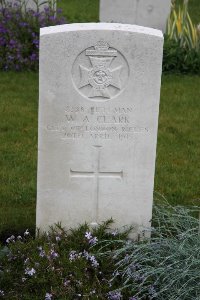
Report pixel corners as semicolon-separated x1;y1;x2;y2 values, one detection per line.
40;23;163;39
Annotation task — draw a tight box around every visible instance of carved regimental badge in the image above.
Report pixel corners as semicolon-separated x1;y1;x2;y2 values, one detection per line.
72;41;129;101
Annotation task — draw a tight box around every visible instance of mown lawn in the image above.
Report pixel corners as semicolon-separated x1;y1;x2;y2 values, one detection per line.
1;72;200;239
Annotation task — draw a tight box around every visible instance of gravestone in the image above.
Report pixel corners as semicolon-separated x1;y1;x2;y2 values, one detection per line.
37;23;163;238
100;0;171;32
4;0;55;11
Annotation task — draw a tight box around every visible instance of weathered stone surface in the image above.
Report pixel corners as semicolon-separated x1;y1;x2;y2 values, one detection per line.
37;23;163;238
100;0;171;32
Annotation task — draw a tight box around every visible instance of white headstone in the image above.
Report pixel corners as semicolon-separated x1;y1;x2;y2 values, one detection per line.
37;23;163;238
4;0;55;11
100;0;171;32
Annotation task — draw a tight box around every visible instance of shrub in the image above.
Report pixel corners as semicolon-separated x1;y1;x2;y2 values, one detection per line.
0;0;66;71
1;205;200;299
166;0;200;52
103;203;200;300
163;36;200;74
0;221;134;299
163;0;200;74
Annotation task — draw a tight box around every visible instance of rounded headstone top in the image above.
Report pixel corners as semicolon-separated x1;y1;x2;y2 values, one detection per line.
40;22;163;39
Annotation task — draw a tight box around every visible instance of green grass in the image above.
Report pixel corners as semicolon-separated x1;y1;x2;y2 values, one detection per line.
155;75;200;205
1;72;200;239
0;72;38;239
58;0;99;23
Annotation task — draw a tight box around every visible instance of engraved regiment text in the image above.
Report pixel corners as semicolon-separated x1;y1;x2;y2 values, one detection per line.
47;105;149;141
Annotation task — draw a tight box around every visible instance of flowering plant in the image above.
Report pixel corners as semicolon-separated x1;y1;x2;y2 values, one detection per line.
0;0;66;71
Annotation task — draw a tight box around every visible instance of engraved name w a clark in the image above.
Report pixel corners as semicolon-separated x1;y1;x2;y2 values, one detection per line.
46;104;149;141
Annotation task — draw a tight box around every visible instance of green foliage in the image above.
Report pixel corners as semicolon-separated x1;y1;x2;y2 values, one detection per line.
163;36;200;74
100;203;200;300
163;0;200;74
0;220;134;299
0;207;200;299
0;0;66;71
167;0;200;51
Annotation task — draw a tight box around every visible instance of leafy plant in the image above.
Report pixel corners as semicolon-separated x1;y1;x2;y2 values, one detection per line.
0;0;66;71
0;221;134;299
163;0;200;73
166;0;200;51
163;36;200;74
101;202;200;300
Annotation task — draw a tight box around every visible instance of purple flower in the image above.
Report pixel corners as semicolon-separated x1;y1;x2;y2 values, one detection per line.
50;249;59;259
6;235;15;243
24;229;30;236
107;291;122;300
111;230;118;236
25;267;36;276
89;255;99;268
85;231;93;240
0;3;66;71
83;250;90;260
89;237;98;245
0;290;4;296
63;279;70;286
19;22;28;27
45;293;53;300
55;235;61;242
39;250;46;258
30;53;38;62
148;285;157;297
69;250;79;261
24;258;30;264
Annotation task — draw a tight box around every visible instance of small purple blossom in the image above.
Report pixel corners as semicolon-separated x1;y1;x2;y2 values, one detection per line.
89;237;98;245
45;293;53;300
25;267;36;276
85;231;93;240
107;291;122;300
50;249;59;259
24;258;29;264
148;285;157;297
55;235;61;242
69;250;80;261
63;279;70;287
0;290;4;296
39;249;46;258
111;230;118;236
83;250;90;260
89;255;99;268
6;235;15;243
24;229;30;236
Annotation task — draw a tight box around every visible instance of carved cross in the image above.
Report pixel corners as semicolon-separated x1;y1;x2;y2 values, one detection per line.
70;145;123;225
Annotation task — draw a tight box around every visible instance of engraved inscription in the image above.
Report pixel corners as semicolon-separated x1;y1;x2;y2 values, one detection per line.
72;41;129;101
46;105;149;141
70;145;123;224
